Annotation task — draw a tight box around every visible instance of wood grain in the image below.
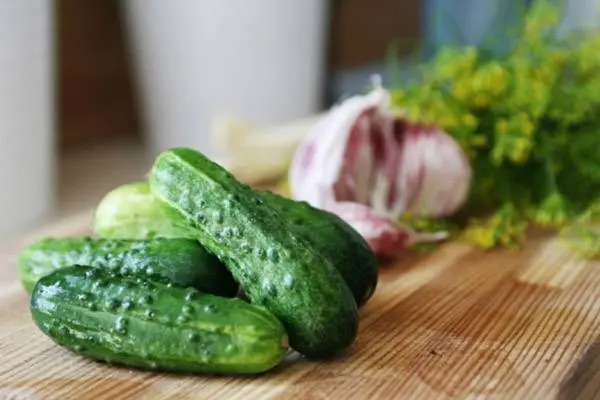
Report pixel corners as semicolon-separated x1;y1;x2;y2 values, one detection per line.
1;211;599;400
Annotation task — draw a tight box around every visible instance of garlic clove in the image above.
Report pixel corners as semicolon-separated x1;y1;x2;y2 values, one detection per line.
328;201;447;259
393;122;472;218
289;87;391;209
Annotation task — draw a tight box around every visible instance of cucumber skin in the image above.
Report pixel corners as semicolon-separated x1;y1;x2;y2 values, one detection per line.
95;181;378;308
260;190;379;308
149;147;359;359
30;266;288;375
94;181;195;240
18;237;238;297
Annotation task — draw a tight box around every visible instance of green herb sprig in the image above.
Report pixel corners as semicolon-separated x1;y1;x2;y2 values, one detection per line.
390;0;600;258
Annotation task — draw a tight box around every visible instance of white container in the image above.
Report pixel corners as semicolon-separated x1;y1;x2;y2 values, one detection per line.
123;0;329;159
0;1;55;236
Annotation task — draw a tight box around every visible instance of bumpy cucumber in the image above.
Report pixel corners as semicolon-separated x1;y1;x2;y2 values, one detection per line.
94;181;195;240
18;237;238;297
149;147;359;359
259;190;379;308
30;266;288;375
97;181;378;308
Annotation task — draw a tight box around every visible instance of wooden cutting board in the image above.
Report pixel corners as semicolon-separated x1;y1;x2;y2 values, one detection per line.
1;210;599;400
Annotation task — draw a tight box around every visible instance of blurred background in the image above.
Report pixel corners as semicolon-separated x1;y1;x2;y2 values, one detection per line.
0;0;598;240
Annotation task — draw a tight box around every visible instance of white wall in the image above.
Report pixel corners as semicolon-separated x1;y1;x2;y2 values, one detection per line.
0;0;55;237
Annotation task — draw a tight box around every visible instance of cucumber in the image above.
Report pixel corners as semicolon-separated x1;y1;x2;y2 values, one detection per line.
94;181;195;240
30;266;288;375
259;190;379;308
18;237;238;297
94;181;378;308
149;147;359;359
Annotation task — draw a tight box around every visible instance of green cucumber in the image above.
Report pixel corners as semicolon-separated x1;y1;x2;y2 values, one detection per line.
30;266;288;375
149;147;359;359
94;181;195;240
94;181;378;308
259;190;379;308
18;237;238;297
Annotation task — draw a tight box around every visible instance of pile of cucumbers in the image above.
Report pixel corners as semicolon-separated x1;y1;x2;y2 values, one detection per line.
19;148;379;375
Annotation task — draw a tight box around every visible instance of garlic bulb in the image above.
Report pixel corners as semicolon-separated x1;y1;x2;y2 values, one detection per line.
289;82;471;257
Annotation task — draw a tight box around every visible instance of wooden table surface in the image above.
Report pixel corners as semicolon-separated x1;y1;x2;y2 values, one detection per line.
0;209;599;400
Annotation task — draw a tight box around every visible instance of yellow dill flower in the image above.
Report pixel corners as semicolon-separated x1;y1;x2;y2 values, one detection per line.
433;46;479;81
462;114;477;128
471;62;509;96
451;79;470;102
487;205;527;246
462;205;528;250
521;116;535;137
407;105;421;121
462;225;497;249
531;78;551;97
509;138;532;164
531;193;570;228
472;134;487;147
473;93;490;108
492;114;536;165
438;115;458;130
390;88;404;104
495;119;509;135
471;74;484;93
511;112;530;129
460;47;478;70
420;112;436;125
524;20;542;44
490;68;509;96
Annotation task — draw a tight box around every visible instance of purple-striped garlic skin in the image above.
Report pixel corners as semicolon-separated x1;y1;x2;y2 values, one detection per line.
391;120;472;219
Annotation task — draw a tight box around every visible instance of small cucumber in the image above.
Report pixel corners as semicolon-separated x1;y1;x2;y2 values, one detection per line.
30;266;288;375
149;147;359;359
94;181;195;240
18;237;238;297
